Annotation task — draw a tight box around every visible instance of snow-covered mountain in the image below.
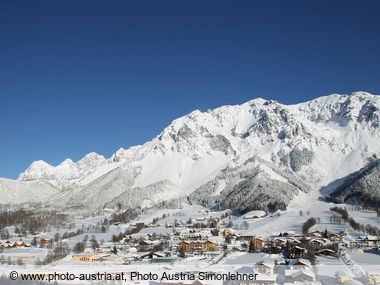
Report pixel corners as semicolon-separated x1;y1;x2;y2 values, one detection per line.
18;152;108;188
1;91;379;213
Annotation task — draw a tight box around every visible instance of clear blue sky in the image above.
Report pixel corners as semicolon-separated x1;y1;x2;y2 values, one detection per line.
1;0;379;178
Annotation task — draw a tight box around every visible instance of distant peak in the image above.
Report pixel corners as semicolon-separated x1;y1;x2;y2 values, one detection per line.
29;160;53;169
60;158;74;165
115;147;127;155
350;91;375;97
80;152;105;161
18;160;53;181
247;97;269;104
85;151;101;157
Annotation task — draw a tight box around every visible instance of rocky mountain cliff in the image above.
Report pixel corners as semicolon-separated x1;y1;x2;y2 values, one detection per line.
1;92;379;213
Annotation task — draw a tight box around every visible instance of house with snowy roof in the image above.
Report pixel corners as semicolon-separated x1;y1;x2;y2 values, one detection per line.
285;269;315;283
254;262;275;274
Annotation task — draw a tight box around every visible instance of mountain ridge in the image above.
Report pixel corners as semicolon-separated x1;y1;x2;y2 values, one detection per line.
2;91;379;213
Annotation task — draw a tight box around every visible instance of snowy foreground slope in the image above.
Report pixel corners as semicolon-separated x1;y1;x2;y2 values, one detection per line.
1;92;380;213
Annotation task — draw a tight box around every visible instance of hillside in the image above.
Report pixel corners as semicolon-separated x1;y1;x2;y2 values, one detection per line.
329;158;380;208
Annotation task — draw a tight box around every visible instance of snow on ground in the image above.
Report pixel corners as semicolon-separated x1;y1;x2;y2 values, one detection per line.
220;252;279;265
316;256;352;285
348;209;380;228
126;204;229;228
348;249;380;266
229;190;350;237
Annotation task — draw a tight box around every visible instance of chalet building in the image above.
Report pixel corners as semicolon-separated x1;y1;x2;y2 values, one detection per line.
178;241;191;252
177;240;217;252
139;252;164;260
287;238;301;246
179;229;212;240
288;259;311;270
329;233;342;242
273;236;302;247
222;228;236;237
348;239;364;248
72;252;103;262
254;262;274;274
139;240;153;251
284;269;315;283
3;241;14;248
316;248;336;257
0;240;29;249
251;237;267;250
138;252;174;263
309;239;324;249
14;241;28;248
359;235;380;247
39;238;53;248
310;238;329;248
139;240;161;251
367;271;380;285
345;235;380;248
287;246;307;259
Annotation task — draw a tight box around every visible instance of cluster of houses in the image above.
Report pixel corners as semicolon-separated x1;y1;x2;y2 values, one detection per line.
71;225;222;263
343;235;380;248
150;259;317;285
68;223;380;265
177;240;217;252
0;240;29;250
1;208;380;285
3;221;379;263
220;230;340;259
242;259;316;285
0;239;49;265
235;230;380;256
1;237;56;250
150;257;379;285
